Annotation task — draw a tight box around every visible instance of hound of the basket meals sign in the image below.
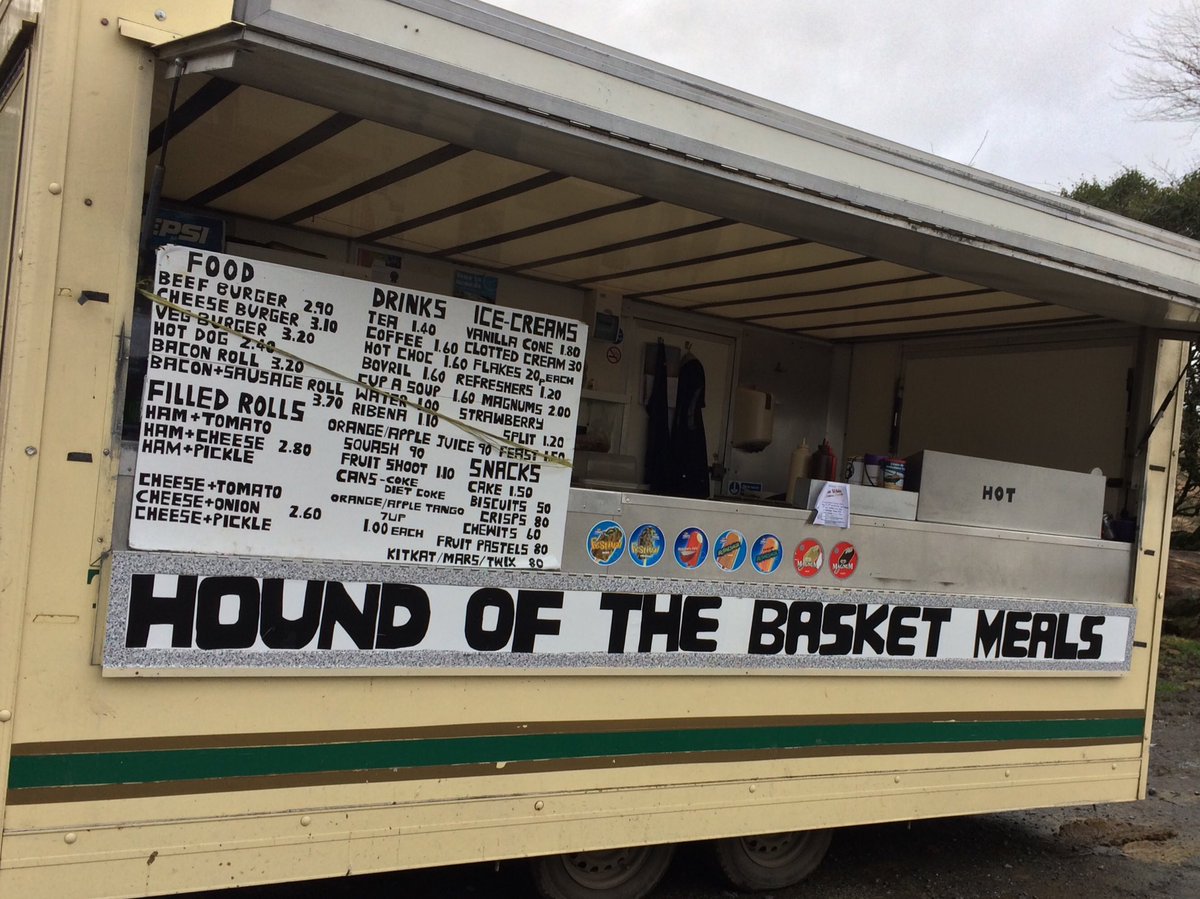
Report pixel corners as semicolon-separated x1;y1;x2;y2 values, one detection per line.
104;556;1134;674
130;247;584;569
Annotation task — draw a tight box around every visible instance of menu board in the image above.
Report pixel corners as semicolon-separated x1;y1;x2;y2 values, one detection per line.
130;247;586;569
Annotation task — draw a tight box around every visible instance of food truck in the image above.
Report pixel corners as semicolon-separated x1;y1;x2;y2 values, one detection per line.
1;2;1197;897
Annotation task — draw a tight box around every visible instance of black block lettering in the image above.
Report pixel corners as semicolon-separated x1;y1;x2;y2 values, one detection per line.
600;593;642;653
638;594;682;652
784;601;822;655
820;604;855;655
259;579;322;649
1052;612;1079;660
464;588;514;651
195;577;260;650
974;610;1005;658
125;573;197;648
1028;613;1057;659
376;584;431;649
853;604;889;655
1002;611;1032;658
748;600;787;654
1078;615;1105;660
317;582;380;650
679;596;720;652
923;607;952;656
886;606;920;657
512;590;563;653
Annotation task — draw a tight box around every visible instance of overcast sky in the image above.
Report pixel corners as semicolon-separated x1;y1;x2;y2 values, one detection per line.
485;0;1196;193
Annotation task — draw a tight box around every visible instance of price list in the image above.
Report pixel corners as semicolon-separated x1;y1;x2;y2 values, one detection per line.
129;247;586;569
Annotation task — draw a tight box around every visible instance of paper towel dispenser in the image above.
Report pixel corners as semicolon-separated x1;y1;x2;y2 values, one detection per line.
732;386;773;452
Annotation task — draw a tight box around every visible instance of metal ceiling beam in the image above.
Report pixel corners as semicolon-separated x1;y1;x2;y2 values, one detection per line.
432;195;657;258
187;111;359;206
277;143;470;225
626;255;875;302
358;171;565;244
505;216;733;275
564;237;807;288
743;287;997;323
147;78;238;157
689;273;941;313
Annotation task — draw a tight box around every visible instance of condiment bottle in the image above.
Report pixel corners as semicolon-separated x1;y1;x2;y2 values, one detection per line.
812;438;837;481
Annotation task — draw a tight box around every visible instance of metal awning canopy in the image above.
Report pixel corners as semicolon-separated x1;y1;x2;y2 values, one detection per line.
147;0;1200;342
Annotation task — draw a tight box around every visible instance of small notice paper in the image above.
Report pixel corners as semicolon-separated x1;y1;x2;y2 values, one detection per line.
813;481;850;528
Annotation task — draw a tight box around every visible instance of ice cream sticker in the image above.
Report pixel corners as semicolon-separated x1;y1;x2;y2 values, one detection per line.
830;541;858;579
586;520;626;566
713;530;747;572
674;527;709;569
794;539;824;578
751;534;783;574
629;524;665;568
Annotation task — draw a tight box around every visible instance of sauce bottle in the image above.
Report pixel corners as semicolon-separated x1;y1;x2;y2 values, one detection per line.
812;438;837;481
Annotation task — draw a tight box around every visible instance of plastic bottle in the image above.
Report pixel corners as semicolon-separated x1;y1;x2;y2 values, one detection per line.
785;439;810;504
812;438;837;482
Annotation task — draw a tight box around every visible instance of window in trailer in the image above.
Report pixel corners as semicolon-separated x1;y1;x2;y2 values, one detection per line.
124;73;1148;542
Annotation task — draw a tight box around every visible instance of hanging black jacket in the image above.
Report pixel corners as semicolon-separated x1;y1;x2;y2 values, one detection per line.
669;354;709;498
644;340;672;493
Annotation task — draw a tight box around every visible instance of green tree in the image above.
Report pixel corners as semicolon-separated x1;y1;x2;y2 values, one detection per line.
1065;169;1200;522
1066;168;1200;239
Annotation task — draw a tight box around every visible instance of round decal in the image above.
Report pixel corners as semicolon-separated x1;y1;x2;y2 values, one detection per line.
606;345;622;364
830;541;859;579
586;520;625;566
628;524;665;568
751;534;783;574
713;530;747;571
793;539;824;578
673;527;709;569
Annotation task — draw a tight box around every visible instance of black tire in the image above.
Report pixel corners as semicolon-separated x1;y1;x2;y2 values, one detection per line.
530;843;675;899
712;828;832;891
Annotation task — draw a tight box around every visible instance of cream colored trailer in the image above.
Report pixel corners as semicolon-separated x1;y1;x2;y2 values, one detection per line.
2;2;1199;898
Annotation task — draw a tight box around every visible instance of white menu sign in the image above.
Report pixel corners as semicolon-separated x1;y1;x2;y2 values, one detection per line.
130;247;585;569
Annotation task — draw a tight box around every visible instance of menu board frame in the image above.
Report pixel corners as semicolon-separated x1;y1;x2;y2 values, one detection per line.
129;247;586;570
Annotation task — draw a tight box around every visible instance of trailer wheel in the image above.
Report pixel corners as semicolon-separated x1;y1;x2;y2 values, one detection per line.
712;828;832;891
530;843;674;899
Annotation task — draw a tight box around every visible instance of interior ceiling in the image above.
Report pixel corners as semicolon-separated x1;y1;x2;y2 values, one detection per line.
150;77;1101;343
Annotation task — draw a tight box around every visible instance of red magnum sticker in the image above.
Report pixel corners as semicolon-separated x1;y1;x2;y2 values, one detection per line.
830;541;858;579
793;539;823;577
